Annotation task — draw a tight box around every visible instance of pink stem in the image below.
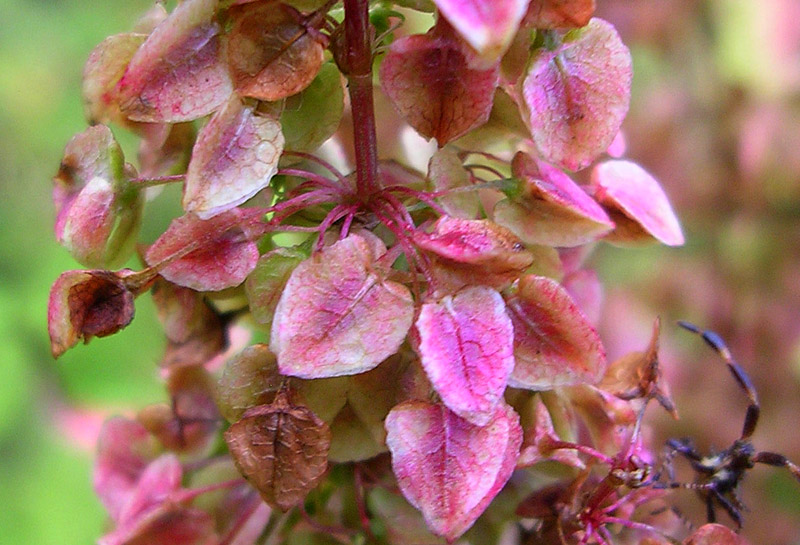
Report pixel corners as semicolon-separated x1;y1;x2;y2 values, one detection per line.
278;168;345;194
376;191;415;227
340;211;356;239
315;203;359;251
280;150;348;183
267;189;335;221
459;150;506;163
371;205;433;288
385;185;448;216
547;440;615;465
601;516;665;535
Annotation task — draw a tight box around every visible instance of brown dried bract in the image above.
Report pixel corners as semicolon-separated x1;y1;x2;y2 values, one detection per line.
600;317;678;418
48;269;155;358
151;278;226;368
224;386;331;511
138;366;221;453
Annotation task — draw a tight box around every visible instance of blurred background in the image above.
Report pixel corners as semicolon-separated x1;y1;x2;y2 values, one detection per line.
0;0;798;544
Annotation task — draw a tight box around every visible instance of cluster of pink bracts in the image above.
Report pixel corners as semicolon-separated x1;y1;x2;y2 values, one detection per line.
47;0;748;544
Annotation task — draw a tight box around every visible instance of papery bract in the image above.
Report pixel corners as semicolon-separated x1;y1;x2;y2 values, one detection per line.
328;404;387;463
522;18;631;170
244;246;306;329
116;0;232;122
294;375;350;424
432;0;530;62
565;384;635;453
227;2;326;101
145;209;260;292
427;147;480;219
101;507;217;545
217;344;283;422
48;269;140;358
517;396;584;468
600;317;677;417
270;234;414;378
493;152;613;247
99;454;217;545
139;366;221;453
415;286;515;425
333;355;411;461
380;30;499;145
367;487;444;545
522;0;595;29
684;524;749;545
561;268;603;325
224;388;331;511
591;160;684;246
385;400;522;541
505;274;606;389
151;279;226;368
452;88;530;148
414;216;534;291
138;122;196;178
522;244;564;281
94;417;160;522
53;124;142;268
183;95;284;219
83;33;147;125
132;3;168;33
115;454;182;525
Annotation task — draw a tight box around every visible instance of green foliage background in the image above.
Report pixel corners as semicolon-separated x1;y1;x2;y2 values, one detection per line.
0;1;798;544
0;1;158;543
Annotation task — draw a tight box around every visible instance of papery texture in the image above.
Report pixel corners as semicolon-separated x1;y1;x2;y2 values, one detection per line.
415;286;515;425
433;0;530;61
48;270;137;358
270;235;414;378
523;0;595;29
522;18;631;170
145;209;260;291
493;152;613;246
505;274;606;389
244;246;306;329
53;124;142;268
116;0;232;122
224;389;331;511
380;31;499;145
183;96;283;218
227;2;325;101
414;216;534;291
427;147;480;219
591;160;684;246
385;400;522;541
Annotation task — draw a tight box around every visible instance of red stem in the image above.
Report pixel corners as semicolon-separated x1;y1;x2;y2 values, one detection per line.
343;0;379;196
280;150;348;183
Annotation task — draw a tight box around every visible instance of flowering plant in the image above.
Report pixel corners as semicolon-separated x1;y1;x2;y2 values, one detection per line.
46;1;752;544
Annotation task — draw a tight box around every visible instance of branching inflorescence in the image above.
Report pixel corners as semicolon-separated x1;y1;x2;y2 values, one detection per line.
46;1;795;544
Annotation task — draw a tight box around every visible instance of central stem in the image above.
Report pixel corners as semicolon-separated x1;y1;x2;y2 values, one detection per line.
343;0;379;196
